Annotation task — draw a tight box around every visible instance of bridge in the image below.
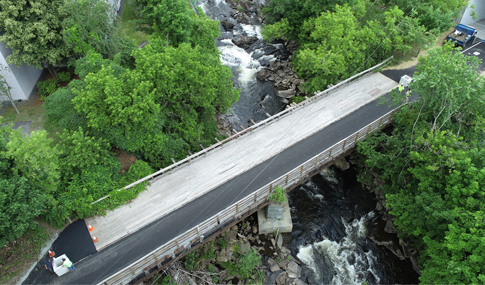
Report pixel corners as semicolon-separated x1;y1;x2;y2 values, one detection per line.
24;58;406;285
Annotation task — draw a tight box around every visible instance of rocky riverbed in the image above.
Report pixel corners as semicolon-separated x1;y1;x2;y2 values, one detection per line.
147;214;306;285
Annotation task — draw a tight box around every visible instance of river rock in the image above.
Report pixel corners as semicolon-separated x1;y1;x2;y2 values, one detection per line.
232;36;258;48
217;254;228;262
410;256;422;276
375;200;386;211
276;272;287;285
287;261;300;278
221;20;234;30
270;263;280;272
252;225;258;234
294;279;306;285
278;259;289;269
276;234;283;249
268;257;280;272
334;158;350;171
239;242;251;255
227;230;237;241
271;238;276;247
384;219;397;234
256;69;271;81
188;277;197;285
277;89;296;99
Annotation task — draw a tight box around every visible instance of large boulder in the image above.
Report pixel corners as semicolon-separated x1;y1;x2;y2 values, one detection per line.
232;36;258;48
277;89;296;99
287;260;300;278
221;20;234;31
256;69;272;81
334;158;350;171
276;272;287;285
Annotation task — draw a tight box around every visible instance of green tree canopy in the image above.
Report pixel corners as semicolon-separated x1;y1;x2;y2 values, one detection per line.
62;0;124;58
72;40;239;167
6;129;60;196
0;175;45;247
133;0;194;46
0;0;70;74
357;46;485;283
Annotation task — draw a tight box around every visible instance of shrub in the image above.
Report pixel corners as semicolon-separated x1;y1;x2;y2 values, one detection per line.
184;251;197;271
57;71;72;83
218;238;228;249
268;185;286;203
222;249;261;280
37;78;60;100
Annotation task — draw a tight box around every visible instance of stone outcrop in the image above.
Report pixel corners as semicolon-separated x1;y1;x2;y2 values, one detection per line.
256;60;306;103
232;36;258;48
353;153;421;276
221;20;234;31
334;157;350;171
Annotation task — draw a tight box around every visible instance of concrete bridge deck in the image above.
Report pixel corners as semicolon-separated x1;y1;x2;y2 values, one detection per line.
24;71;400;285
85;72;397;251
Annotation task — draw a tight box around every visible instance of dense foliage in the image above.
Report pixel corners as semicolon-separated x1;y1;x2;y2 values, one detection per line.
62;0;124;57
0;0;134;76
0;0;70;74
1;0;236;240
262;0;466;93
132;0;194;46
71;40;238;166
357;46;485;283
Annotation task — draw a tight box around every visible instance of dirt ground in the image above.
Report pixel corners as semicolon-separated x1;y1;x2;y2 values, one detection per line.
114;148;138;173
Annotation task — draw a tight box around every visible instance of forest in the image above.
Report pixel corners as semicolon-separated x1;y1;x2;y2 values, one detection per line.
0;0;238;242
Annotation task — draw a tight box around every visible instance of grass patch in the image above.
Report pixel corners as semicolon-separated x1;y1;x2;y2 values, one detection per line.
0;223;50;284
121;1;150;44
1;103;62;141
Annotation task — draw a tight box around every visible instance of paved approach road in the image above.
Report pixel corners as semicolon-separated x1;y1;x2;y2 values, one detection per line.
25;70;411;285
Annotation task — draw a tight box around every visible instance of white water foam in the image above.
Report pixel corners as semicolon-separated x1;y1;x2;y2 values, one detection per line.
297;213;380;285
241;23;263;39
320;168;339;184
199;0;226;13
218;39;261;85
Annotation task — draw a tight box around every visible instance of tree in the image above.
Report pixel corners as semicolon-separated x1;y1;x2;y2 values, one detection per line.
189;8;220;52
0;0;70;77
133;0;194;46
357;45;485;283
0;118;15;179
62;0;125;58
73;41;239;167
43;80;88;131
292;5;377;92
406;44;485;137
6;129;60;196
57;127;114;186
0;175;45;247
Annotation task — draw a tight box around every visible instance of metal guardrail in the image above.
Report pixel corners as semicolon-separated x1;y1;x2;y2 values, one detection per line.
91;56;393;205
97;107;397;285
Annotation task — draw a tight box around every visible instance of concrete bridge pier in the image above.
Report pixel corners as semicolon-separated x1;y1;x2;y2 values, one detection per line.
257;193;293;234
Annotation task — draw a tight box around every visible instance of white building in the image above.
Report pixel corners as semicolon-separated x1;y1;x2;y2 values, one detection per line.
461;0;485;26
0;43;43;101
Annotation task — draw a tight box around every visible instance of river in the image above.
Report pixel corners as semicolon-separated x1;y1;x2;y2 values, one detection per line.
199;0;419;283
199;0;284;131
286;166;420;284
